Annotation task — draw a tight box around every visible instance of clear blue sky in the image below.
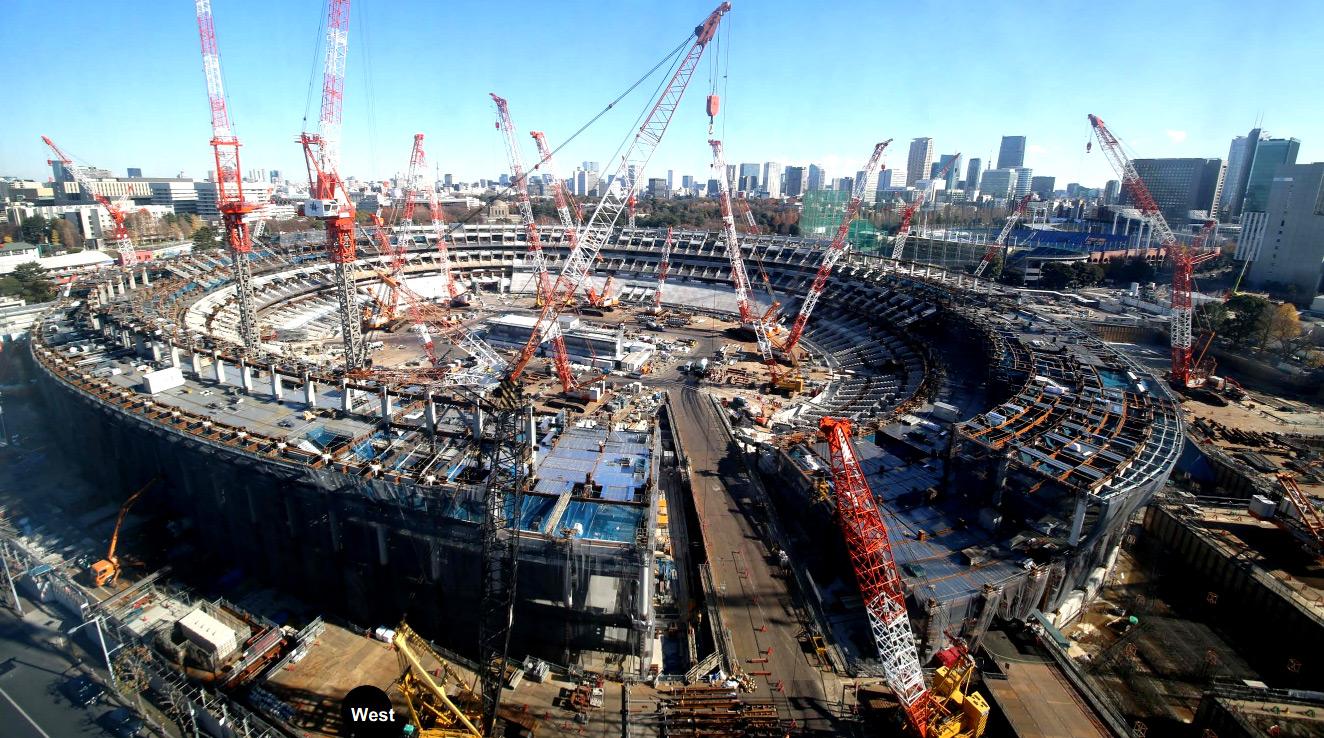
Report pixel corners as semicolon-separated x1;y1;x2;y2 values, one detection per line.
2;0;1320;189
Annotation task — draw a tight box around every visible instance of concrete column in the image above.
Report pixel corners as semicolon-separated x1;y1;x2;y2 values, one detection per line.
1068;492;1089;547
470;405;484;440
190;351;204;377
425;396;439;434
304;375;317;407
380;387;393;422
376;524;389;566
128;270;137;289
341;382;353;414
116;278;126;296
91;315;102;331
169;344;181;368
141;268;150;286
134;334;147;357
213;352;227;385
239;362;253;394
269;365;281;401
150;341;163;363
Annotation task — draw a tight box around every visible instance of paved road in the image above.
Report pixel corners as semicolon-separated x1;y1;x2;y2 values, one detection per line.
0;602;113;738
668;384;843;733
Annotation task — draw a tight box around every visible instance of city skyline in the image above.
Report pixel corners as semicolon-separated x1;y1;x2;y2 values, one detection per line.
1;0;1321;189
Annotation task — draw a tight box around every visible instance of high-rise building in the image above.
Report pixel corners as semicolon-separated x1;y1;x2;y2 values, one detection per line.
784;166;805;197
648;178;669;198
965;157;982;192
936;154;962;190
835;177;854;193
1121;158;1225;225
855;168;880;199
1240;136;1300;214
126;168;142;178
1012;167;1034;198
706;179;720;197
725;164;737;187
738;175;758;192
738;163;760;190
1225;128;1262;219
1030;175;1055;200
979;169;1016;199
906;138;933;187
807;164;825;192
574;169;599;197
762;162;783;198
1219;135;1251;217
1104;180;1120;205
997;136;1026;169
1245;163;1324;300
582;161;600;173
269;170;282;183
666;170;674;191
681;174;695;192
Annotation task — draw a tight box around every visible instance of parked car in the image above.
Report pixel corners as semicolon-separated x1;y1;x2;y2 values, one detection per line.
99;707;145;738
60;674;105;708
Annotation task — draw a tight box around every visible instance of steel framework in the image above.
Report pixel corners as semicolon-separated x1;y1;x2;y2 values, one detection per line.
41;137;139;269
890;153;960;261
972;194;1032;279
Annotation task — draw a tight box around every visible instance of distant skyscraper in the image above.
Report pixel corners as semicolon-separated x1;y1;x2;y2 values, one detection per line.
1121;158;1225;225
807;164;825;192
980;169;1016;199
1030;176;1055;199
1245;163;1324;299
582;161;599;173
763;162;783;198
1225;128;1262;219
738;163;760;190
997;136;1026;169
835;177;853;193
681;174;695;192
269;169;281;183
855;168;879;198
906;138;933;187
965;158;982;191
936;153;962;190
443;173;453;187
1103;180;1120;205
738;175;758;192
1012;167;1034;198
706;179;720;197
1219;135;1251;216
1240;136;1300;214
666;169;674;190
784;166;805;197
127;167;142;178
725;164;737;187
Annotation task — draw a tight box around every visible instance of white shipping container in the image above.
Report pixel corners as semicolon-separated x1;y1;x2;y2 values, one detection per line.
1249;495;1277;519
178;608;239;660
141;366;185;395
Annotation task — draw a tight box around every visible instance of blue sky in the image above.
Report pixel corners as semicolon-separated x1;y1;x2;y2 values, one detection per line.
2;0;1320;189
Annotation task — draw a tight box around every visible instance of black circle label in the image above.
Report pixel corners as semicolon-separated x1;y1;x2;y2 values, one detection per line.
341;684;399;738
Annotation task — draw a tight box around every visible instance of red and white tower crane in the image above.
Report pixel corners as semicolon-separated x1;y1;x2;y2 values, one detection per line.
41;137;139;270
393;134;427;271
299;0;366;370
780;140;891;358
708;139;758;326
890;153;960;261
194;0;260;351
653;227;673;313
529;130;582;234
491;93;577;392
972;194;1032;279
1088;114;1196;386
502;3;731;386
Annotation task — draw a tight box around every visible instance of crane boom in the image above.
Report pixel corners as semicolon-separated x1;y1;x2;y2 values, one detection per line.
394;133;427;272
41;136;139;268
502;2;731;385
709;139;758;325
491;93;575;391
820;418;934;734
781;140;891;356
654;227;673;312
890;153;960;261
194;0;259;352
1087;114;1191;385
529;130;581;233
89;478;160;587
973;194;1032;278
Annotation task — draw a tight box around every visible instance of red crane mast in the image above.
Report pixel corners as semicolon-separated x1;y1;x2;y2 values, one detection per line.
41;137;139;270
780;140;891;357
653;227;673;313
973;194;1032;279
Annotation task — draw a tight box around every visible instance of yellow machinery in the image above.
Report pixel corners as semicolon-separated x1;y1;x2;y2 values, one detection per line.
88;478;159;588
925;655;990;738
392;623;484;737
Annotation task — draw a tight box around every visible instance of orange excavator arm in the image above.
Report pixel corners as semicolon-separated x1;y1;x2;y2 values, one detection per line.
92;477;159;586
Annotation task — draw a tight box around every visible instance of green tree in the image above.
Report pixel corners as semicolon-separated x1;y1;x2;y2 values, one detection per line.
1195;301;1228;334
49;218;83;251
1039;262;1076;289
20;214;49;244
1072;262;1104;286
1223;293;1271;348
0;262;57;303
192;224;221;252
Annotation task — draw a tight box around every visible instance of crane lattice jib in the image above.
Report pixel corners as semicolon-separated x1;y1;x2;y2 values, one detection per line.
973;194;1032;278
655;227;673;310
318;0;350;177
427;179;460;301
782;140;891;355
709;139;757;325
492;95;553;306
503;2;731;384
392;625;483;737
1278;474;1324;548
195;0;260;351
890;152;959;261
41;136;139;268
820;417;934;735
530;130;581;233
395;134;427;275
1088;114;1190;384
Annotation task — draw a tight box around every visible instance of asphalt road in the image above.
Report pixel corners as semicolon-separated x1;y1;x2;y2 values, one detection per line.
667;384;843;733
0;602;115;738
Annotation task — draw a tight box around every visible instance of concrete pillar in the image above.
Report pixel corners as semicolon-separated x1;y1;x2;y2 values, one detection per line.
169;344;181;368
128;270;137;289
341;382;353;414
116;278;126;296
425;396;439;434
133;333;146;356
380;387;393;422
141;268;150;286
1068;492;1088;547
150;341;163;363
304;375;317;407
91;315;102;331
470;405;484;440
190;351;204;377
269;365;281;401
213;352;227;385
239;362;253;393
376;524;389;566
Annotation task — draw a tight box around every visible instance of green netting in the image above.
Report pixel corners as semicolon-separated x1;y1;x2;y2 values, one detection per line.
800;190;880;252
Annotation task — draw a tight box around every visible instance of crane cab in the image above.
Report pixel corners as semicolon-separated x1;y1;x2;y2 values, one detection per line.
303;198;341;218
88;558;118;588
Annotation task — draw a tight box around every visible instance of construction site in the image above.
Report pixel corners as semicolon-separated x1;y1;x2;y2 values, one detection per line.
2;2;1324;738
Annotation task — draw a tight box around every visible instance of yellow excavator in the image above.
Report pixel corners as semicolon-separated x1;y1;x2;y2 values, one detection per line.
88;478;159;588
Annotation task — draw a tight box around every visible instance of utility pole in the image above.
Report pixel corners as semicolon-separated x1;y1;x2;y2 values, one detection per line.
1;541;22;615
